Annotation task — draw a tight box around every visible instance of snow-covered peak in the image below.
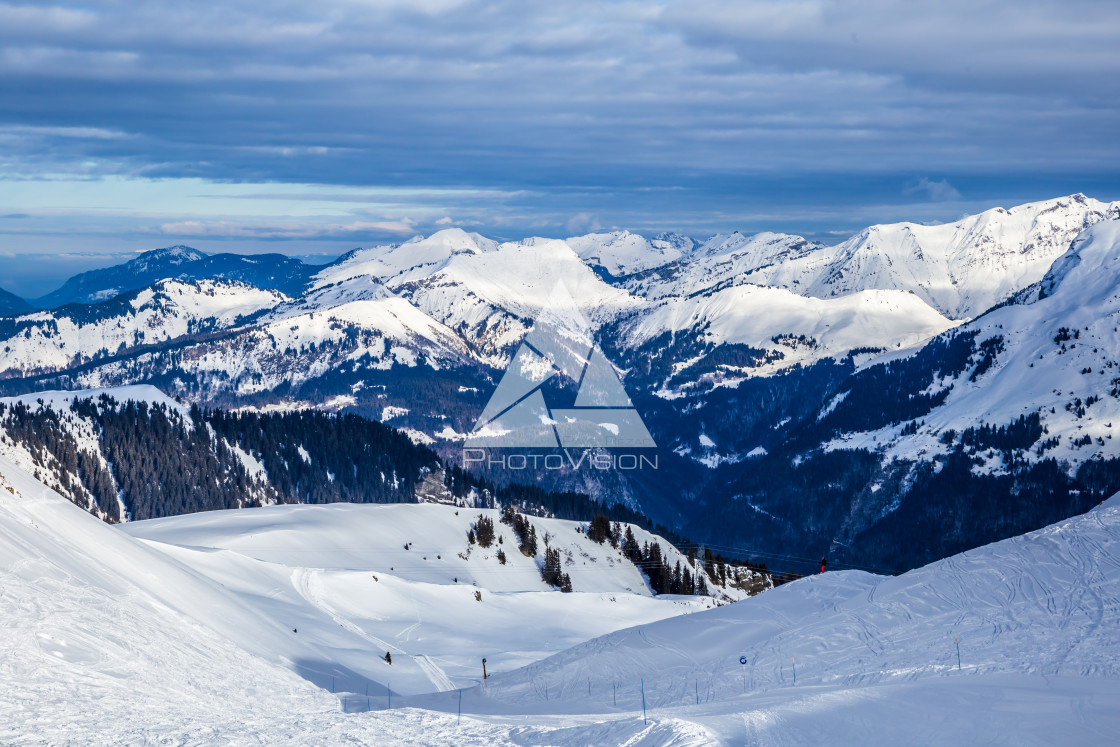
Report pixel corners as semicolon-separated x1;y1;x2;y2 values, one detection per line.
624;231;824;300
124;245;207;273
564;230;685;276
808;194;1120;319
622;194;1118;320
651;231;696;254
382;237;642;367
401;237;640;321
313;228;499;290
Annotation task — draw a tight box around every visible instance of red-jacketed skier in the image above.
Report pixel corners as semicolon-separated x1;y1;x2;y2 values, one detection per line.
820;557;827;573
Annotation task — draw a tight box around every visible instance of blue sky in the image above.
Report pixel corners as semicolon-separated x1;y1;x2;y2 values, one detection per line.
1;0;1119;296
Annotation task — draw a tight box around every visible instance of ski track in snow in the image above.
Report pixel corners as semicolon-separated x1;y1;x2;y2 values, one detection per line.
415;654;455;693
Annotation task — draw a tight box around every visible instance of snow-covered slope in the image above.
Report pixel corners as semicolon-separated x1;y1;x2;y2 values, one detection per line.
623;284;956;382
177;276;473;394
402;495;1120;743
3;439;1117;743
829;218;1120;469
0;445;587;744
123;502;756;695
396;237;640;365
0;451;349;741
565;230;690;276
787;194;1119;320
0;279;286;377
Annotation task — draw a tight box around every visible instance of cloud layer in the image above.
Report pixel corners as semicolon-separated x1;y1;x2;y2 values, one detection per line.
0;0;1117;251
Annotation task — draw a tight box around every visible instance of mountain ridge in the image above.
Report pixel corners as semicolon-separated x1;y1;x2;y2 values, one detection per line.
2;196;1119;573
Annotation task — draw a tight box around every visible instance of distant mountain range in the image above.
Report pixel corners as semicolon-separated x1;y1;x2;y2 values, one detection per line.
0;287;31;316
2;193;1119;573
24;245;322;309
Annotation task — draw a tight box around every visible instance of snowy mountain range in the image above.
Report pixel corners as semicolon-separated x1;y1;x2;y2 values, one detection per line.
2;194;1120;572
610;193;1119;319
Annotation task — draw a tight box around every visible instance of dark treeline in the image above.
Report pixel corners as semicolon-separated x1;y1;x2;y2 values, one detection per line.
693;443;1120;575
958;413;1044;453
0;395;431;522
616;522;770;595
851;452;1120;571
815;331;981;437
203;408;434;505
0;399;121;520
81;398;257;520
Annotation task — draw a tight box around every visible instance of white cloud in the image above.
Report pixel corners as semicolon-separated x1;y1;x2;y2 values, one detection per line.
157;218;416;239
565;213;602;234
904;178;963;202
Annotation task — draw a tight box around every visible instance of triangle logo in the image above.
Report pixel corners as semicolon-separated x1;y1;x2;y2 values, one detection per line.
466;283;655;449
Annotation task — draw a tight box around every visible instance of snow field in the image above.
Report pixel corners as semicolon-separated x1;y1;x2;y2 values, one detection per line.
2;450;1118;744
123;502;747;696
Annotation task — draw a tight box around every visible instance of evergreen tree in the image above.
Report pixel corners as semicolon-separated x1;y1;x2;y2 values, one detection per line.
622;527;641;563
541;546;572;592
587;513;612;544
475;515;496;547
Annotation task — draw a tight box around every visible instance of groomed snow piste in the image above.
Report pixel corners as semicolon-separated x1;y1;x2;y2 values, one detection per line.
122;502;742;696
2;451;1118;745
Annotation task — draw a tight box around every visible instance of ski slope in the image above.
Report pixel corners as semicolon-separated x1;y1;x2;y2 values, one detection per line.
412;490;1120;743
122;502;746;696
2;449;1118;744
0;451;348;743
400;493;1120;742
